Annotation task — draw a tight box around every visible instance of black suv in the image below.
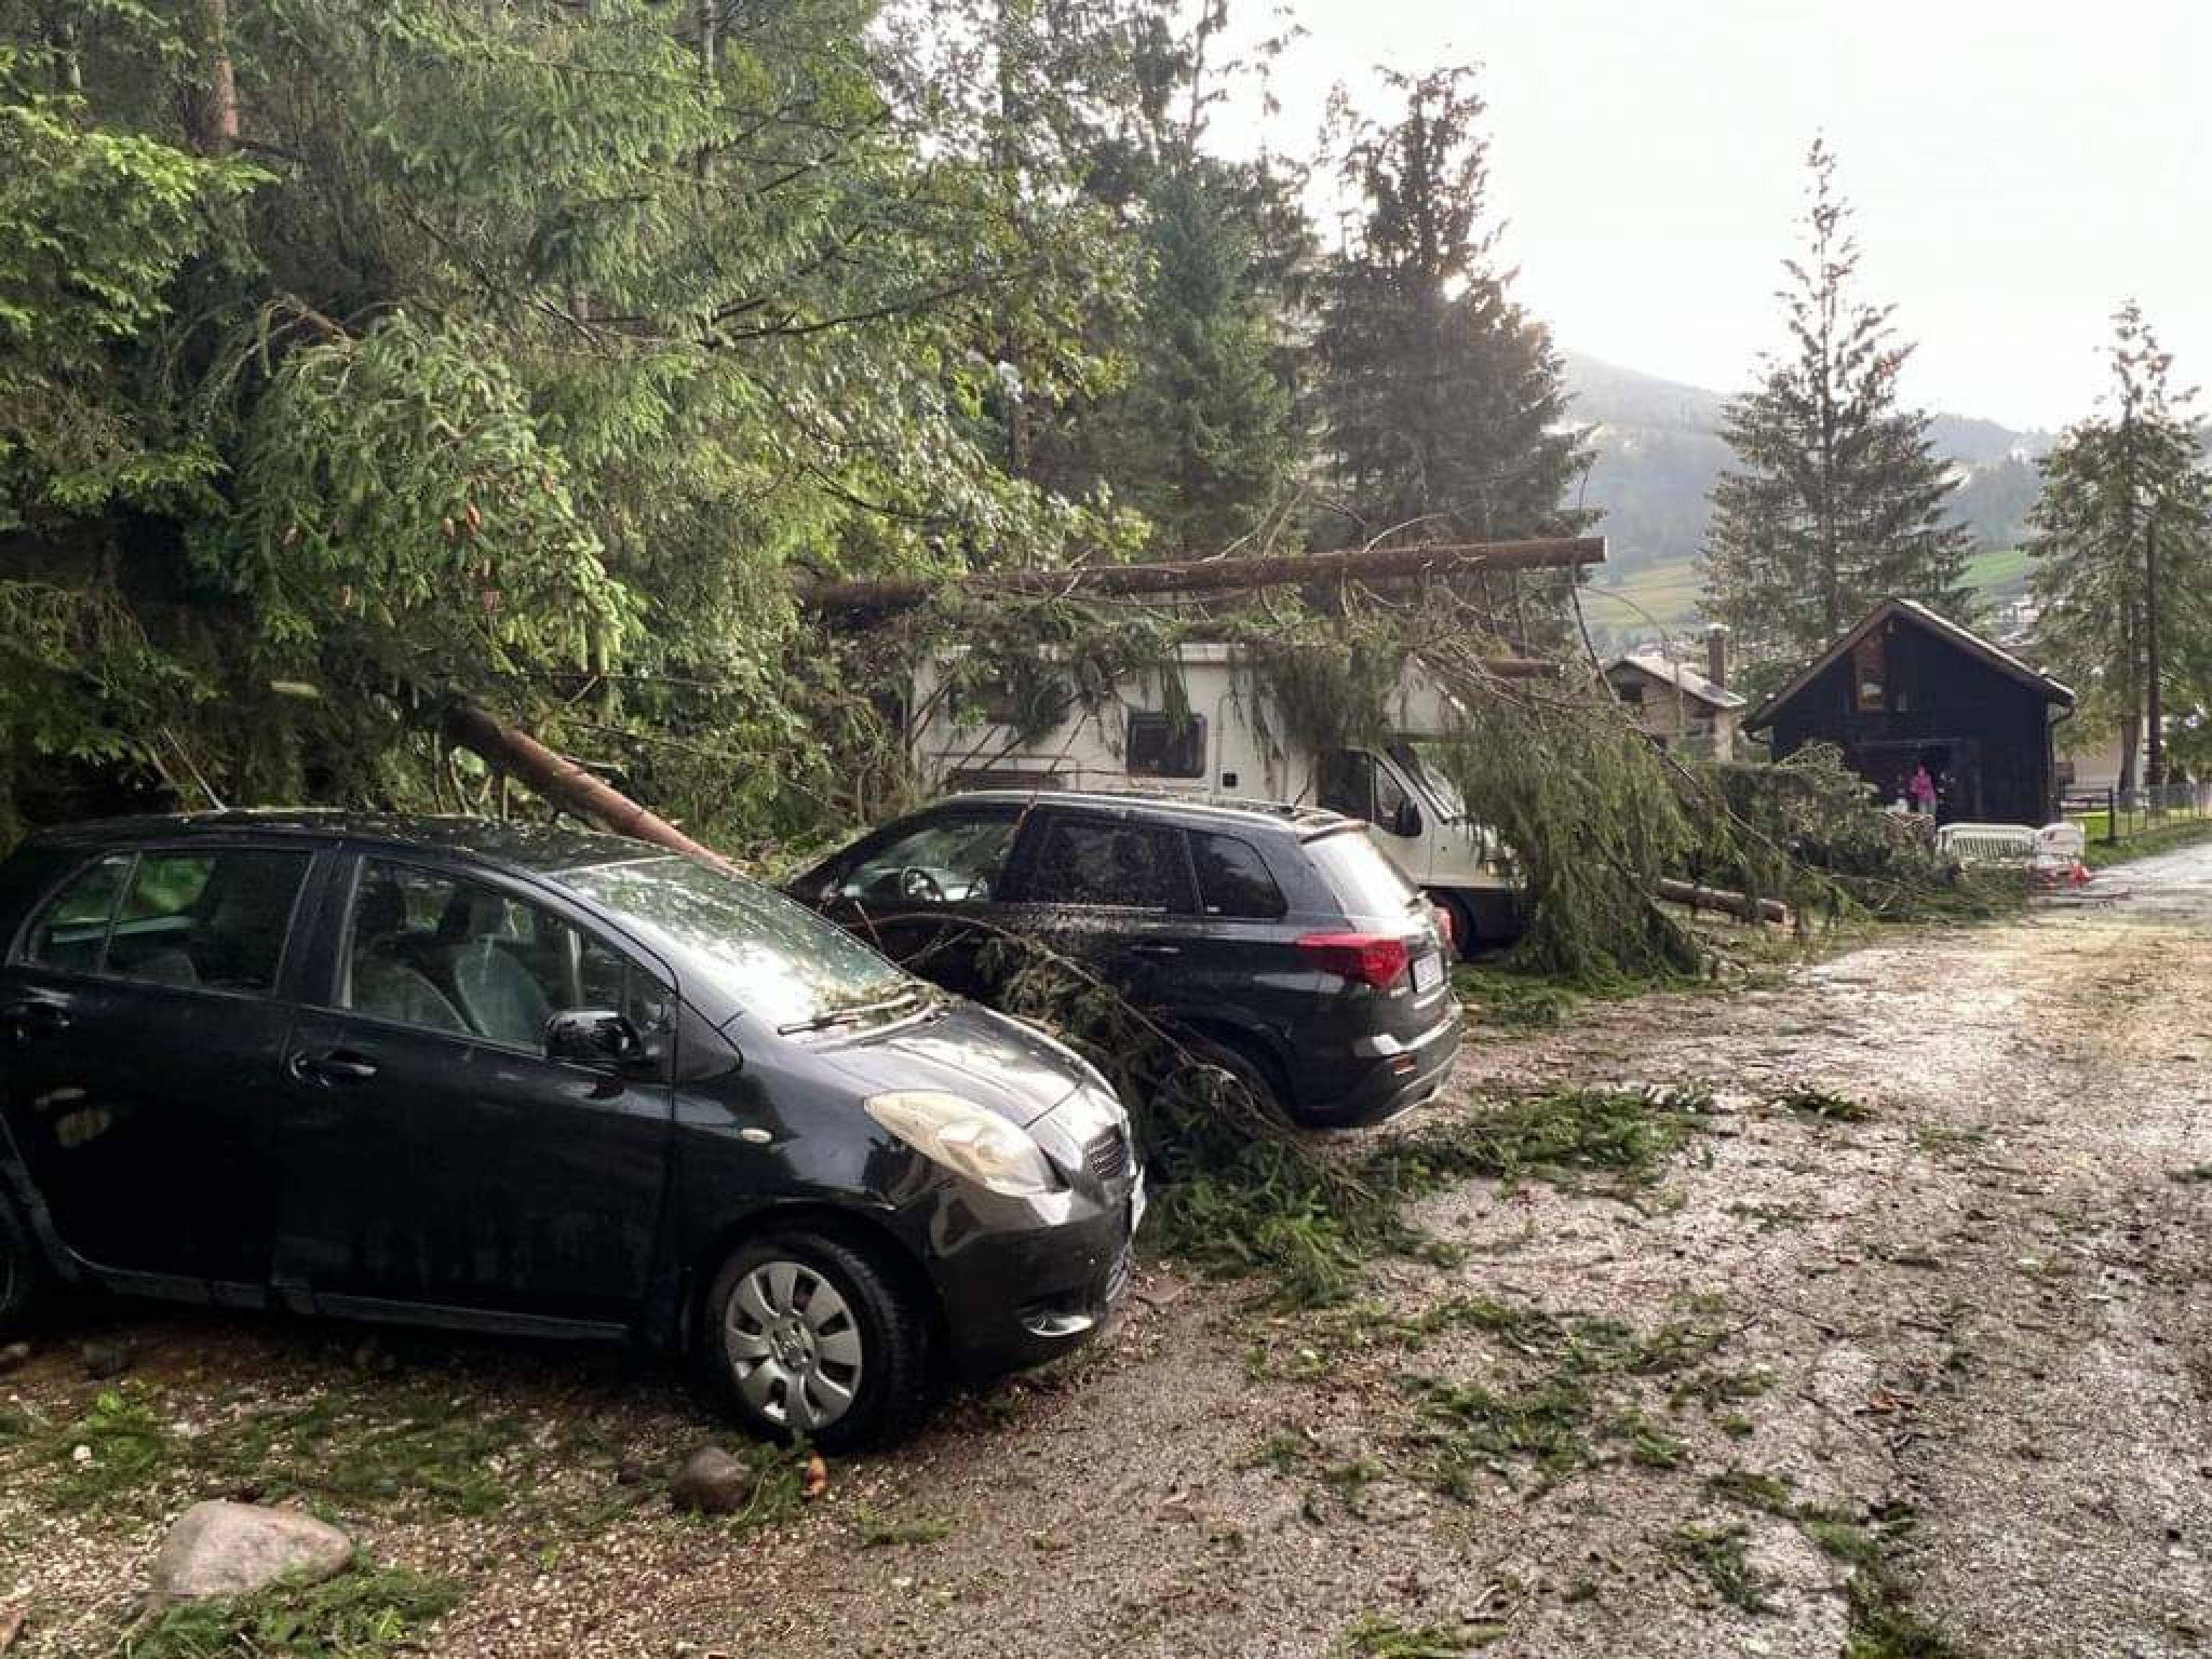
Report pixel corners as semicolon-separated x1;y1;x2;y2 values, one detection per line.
791;793;1462;1128
0;813;1141;1447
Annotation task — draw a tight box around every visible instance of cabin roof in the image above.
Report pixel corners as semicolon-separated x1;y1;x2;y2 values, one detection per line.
1604;654;1745;712
1744;598;2077;732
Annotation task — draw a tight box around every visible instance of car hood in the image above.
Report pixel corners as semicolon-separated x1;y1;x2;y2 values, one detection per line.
808;1000;1087;1128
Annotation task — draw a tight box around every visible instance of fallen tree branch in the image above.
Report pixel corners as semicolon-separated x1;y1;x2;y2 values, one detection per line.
805;536;1607;621
441;699;732;871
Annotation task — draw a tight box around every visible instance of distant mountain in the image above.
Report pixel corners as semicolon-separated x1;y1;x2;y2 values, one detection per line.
1561;351;2054;585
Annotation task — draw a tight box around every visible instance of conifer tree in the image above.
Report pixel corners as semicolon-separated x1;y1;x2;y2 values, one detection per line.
1702;140;1972;672
2027;303;2212;791
1312;68;1587;554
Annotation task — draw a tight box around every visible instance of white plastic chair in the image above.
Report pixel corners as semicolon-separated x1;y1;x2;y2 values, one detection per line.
1935;822;2038;868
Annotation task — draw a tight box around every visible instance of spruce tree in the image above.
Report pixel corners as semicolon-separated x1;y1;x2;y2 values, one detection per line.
2027;303;2212;791
1702;140;1972;672
1313;68;1587;553
1022;2;1314;557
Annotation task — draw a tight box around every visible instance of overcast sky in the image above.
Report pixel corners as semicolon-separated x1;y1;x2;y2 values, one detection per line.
1213;0;2211;431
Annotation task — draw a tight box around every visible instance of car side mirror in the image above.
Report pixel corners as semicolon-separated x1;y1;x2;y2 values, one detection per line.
1390;799;1424;838
545;1008;645;1069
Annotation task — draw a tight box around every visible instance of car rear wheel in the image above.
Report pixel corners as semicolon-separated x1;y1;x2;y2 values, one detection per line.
1180;1035;1295;1123
698;1231;933;1452
0;1191;43;1339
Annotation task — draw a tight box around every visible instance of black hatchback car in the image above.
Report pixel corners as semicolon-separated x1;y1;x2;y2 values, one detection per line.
791;792;1462;1128
0;812;1141;1448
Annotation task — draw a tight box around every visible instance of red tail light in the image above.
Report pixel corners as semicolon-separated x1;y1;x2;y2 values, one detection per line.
1297;931;1411;989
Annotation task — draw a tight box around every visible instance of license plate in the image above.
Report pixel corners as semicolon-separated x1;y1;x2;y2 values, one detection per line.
1412;951;1444;994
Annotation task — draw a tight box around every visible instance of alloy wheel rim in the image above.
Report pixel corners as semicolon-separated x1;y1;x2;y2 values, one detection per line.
723;1260;865;1433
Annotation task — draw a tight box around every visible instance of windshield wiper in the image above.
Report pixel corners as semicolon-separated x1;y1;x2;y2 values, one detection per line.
777;986;929;1035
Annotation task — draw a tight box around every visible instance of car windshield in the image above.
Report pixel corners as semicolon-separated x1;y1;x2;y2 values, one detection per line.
563;855;922;1034
1304;827;1421;921
1389;741;1471;823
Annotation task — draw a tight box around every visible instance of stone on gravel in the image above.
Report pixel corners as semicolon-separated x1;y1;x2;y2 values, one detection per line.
80;1340;129;1380
0;1340;30;1374
670;1446;755;1515
149;1501;354;1605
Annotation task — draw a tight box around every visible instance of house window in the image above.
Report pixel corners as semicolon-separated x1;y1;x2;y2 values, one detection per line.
1853;635;1886;711
1127;710;1205;778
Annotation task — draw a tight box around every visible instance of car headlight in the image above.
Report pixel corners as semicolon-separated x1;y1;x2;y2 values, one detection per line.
865;1091;1061;1197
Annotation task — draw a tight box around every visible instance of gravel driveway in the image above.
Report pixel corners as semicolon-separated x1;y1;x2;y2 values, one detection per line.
6;846;2209;1657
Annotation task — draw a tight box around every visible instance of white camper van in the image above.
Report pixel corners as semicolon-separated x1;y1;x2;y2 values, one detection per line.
908;644;1521;945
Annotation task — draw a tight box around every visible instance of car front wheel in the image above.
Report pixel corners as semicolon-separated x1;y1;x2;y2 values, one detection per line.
699;1231;933;1452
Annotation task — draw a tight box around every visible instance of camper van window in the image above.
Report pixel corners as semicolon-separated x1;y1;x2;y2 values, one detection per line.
1191;832;1287;920
1027;818;1192;912
1388;742;1470;823
1318;748;1415;831
1317;749;1375;819
959;669;1068;731
1126;711;1206;778
841;811;1020;906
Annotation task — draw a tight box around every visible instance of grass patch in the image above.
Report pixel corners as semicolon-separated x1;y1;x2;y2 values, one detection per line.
1844;1562;1964;1658
1912;1123;1990;1159
2080;812;2212;869
120;1560;460;1659
1451;963;1611;1030
35;1385;175;1510
854;1508;953;1548
1665;1520;1775;1613
1152;1084;1720;1308
1704;1467;1795;1514
4;1380;535;1527
201;1390;529;1517
1399;1300;1732;1495
1335;1614;1506;1656
1371;1084;1719;1203
1771;1086;1874;1124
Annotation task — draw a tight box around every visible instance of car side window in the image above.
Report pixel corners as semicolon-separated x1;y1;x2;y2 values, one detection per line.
1025;818;1191;912
840;813;1019;907
28;850;311;994
1190;832;1287;920
341;860;670;1048
25;855;132;973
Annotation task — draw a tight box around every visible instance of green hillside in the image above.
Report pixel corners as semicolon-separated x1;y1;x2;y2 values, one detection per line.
1588;546;2033;642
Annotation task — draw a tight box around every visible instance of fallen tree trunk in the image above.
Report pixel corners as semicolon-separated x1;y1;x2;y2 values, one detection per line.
806;536;1607;620
442;700;731;870
1656;876;1790;925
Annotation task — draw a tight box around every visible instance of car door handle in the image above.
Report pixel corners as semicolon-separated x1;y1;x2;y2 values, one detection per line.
1128;942;1182;958
4;1001;69;1042
289;1050;380;1085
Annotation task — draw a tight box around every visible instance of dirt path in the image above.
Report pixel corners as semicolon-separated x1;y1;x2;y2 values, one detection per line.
6;849;2210;1656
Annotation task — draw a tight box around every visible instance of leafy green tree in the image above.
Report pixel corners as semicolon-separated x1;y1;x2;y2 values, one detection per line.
1312;67;1588;557
0;0;1140;840
1702;139;1972;672
2027;302;2212;791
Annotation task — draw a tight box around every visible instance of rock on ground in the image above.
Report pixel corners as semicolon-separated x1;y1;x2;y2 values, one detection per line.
669;1446;755;1516
149;1501;354;1605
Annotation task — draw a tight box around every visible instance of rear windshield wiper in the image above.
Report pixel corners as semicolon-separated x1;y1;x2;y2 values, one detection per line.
777;986;929;1035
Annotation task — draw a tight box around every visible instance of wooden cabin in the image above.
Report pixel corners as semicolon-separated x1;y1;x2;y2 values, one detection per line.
1744;599;2076;825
